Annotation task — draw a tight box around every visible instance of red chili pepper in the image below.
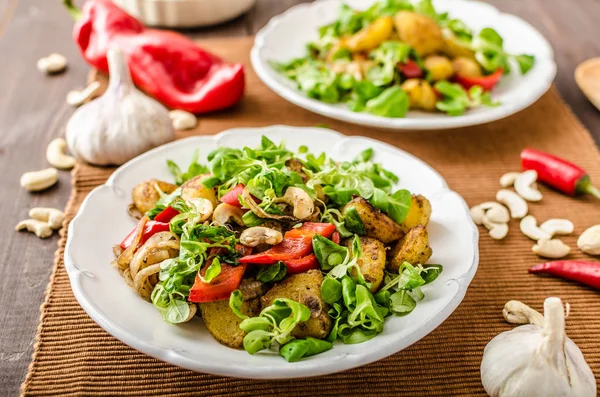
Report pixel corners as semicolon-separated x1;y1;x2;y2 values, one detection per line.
153;206;179;223
529;260;600;290
397;60;423;78
284;254;319;274
64;0;244;114
455;68;503;91
331;231;341;245
220;184;245;208
120;220;171;250
521;148;600;199
188;263;247;302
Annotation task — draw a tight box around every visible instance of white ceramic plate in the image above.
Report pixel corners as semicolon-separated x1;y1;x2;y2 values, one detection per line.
251;0;556;130
65;126;479;379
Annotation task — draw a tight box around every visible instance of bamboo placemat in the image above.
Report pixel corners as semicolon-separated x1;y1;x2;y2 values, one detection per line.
21;37;600;396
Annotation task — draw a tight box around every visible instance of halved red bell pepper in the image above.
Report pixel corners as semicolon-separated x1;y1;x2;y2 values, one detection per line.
455;68;503;91
188;263;247;302
220;184;245;208
153;206;179;223
284;254;319;274
285;222;336;239
398;60;423;78
120;220;171;250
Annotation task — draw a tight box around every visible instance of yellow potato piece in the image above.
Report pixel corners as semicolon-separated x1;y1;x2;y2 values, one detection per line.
346;16;394;52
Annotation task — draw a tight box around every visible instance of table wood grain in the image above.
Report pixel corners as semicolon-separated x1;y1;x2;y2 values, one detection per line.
1;0;599;394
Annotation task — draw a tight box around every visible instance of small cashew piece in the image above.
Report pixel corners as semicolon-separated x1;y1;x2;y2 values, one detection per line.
213;203;244;226
66;81;101;107
187;198;214;223
470;206;485;225
16;219;53;238
577;224;600;255
169;110;197;130
519;215;550;241
37;53;67;74
29;207;65;230
540;219;574;237
274;187;315;220
496;189;528;219
482;216;509;240
499;172;520;188
240;227;283;247
514;170;542;202
532;238;571;258
20;168;58;192
46;138;76;170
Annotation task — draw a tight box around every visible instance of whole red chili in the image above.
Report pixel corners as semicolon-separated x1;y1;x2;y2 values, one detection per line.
521;148;600;199
64;0;244;114
529;260;600;290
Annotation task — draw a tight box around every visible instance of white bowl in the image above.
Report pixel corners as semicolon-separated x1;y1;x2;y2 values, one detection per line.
113;0;256;28
65;125;479;378
251;0;557;130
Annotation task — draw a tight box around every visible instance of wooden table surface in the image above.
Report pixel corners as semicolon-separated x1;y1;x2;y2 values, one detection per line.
1;0;599;394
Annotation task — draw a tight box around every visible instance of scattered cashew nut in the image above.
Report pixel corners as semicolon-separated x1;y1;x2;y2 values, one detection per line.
20;168;58;192
169;110;197;130
540;219;574;237
499;172;520;188
519;215;551;241
532;238;571;258
212;203;244;226
37;53;67;74
274;187;315;220
577;224;600;255
66;81;101;107
29;207;64;230
187;198;214;223
496;189;528;219
514;170;543;202
46;138;76;170
470;206;485;225
15;219;53;239
240;227;283;247
482;216;509;240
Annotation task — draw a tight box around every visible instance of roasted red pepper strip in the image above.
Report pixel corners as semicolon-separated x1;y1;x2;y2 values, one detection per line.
285;222;336;239
529;260;600;290
331;231;341;245
220;184;245;208
284;254;319;274
455;68;503;91
153;206;179;223
188;263;247;302
521;148;600;199
65;0;244;114
120;220;170;250
397;60;423;78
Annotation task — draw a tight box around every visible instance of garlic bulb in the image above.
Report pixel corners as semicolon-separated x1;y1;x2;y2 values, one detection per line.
481;297;596;397
66;47;175;165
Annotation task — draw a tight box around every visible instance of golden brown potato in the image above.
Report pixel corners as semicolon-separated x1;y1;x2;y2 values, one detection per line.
180;174;218;208
452;56;482;77
198;298;261;349
342;197;404;244
400;194;432;233
401;79;437;111
346;16;394;52
387;225;433;271
423;55;454;81
132;179;177;214
443;33;476;59
346;236;385;292
394;11;444;56
261;270;332;340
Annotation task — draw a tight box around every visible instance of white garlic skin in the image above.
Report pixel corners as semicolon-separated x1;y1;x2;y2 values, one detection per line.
66;47;175;166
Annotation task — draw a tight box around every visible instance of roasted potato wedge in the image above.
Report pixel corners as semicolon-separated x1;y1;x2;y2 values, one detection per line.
401;79;437;111
423;55;454;81
261;270;332;340
346;236;386;292
387;225;433;271
342;197;404;244
346;16;394;52
199;298;261;349
180;174;218;208
132;179;177;214
400;194;432;233
394;11;444;56
443;33;476;60
452;56;482;78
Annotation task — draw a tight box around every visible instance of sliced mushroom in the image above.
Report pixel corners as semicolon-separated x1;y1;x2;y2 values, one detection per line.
496;189;528;219
520;215;551;241
240;227;283;247
241;188;297;222
532;238;571;258
213;203;244;226
514;170;543;202
188;198;214;223
540;219;574;237
274;187;315;220
499;172;520;188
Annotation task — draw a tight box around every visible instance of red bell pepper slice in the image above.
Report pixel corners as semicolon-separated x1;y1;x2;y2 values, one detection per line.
285;222;336;239
398;60;423;78
220;184;245;208
331;231;341;245
238;236;314;265
455;68;503;91
284;254;319;274
153;206;179;223
120;220;171;250
188;263;247;302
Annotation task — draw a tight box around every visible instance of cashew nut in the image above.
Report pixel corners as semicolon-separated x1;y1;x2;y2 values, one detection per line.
499;172;520;188
169;110;197;130
46;138;76;170
29;207;64;230
66;81;101;107
15;219;53;238
519;215;550;241
36;53;67;74
532;238;571;258
187;198;213;223
540;219;574;237
496;189;528;219
240;227;283;247
20;168;58;192
514;170;542;202
577;224;600;255
479;202;510;224
470;206;485;225
482;216;509;240
212;203;244;226
274;187;315;220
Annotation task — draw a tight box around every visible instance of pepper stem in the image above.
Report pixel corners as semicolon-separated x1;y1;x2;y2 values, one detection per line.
578;176;600;200
63;0;82;21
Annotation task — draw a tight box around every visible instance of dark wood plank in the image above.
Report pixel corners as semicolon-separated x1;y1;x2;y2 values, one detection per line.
0;0;599;395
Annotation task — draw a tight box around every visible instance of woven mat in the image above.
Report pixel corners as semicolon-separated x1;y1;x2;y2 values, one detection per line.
22;37;600;396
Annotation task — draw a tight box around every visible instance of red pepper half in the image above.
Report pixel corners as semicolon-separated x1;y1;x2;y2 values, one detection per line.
397;60;423;78
284;254;319;274
521;148;600;199
66;0;244;114
455;68;503;91
188;264;247;302
220;184;245;207
153;206;179;223
529;260;600;290
120;220;171;250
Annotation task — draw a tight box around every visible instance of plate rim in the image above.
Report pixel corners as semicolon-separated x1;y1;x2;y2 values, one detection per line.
64;125;480;379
